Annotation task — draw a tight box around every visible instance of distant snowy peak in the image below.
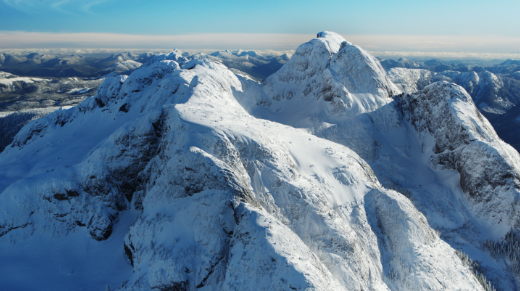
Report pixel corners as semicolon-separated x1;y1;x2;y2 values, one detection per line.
388;67;520;115
276;53;291;62
210;49;261;59
501;59;520;66
142;50;189;67
512;71;520;80
100;60;142;76
380;58;421;70
101;52;139;63
262;31;399;117
0;71;15;79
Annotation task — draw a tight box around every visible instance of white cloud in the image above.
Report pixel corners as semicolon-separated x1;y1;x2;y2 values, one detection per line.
1;31;520;60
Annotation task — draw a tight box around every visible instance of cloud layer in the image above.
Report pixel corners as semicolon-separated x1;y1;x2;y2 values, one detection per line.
1;31;520;60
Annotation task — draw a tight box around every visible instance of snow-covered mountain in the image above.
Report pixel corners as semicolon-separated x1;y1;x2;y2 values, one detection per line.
251;32;520;290
388;67;520;153
388;68;520;115
380;58;422;70
205;49;290;81
1;32;519;290
97;52;140;64
99;60;143;77
0;50;291;153
435;70;520;115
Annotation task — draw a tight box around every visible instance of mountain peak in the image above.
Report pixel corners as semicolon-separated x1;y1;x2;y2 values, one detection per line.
315;31;352;53
262;31;399;118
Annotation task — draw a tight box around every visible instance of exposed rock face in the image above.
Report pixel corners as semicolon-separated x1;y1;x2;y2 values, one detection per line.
0;108;57;152
396;82;520;228
387;67;520;155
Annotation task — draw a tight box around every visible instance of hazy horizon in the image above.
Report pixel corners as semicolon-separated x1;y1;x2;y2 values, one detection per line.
1;0;520;61
1;32;520;63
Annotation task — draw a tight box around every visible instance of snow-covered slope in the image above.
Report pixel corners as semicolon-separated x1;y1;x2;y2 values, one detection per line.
238;32;520;290
397;82;520;228
263;31;399;113
2;31;518;290
387;67;520;155
0;55;482;290
394;83;520;290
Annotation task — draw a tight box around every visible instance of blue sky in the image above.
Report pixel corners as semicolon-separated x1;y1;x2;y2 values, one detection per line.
1;0;520;54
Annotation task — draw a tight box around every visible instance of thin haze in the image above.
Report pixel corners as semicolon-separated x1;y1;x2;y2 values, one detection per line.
1;0;519;58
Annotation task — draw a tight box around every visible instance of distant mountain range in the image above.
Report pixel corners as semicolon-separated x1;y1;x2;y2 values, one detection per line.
0;50;290;80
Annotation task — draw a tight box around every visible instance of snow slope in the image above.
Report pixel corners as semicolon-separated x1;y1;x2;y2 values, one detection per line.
1;31;516;290
238;32;520;290
396;82;520;233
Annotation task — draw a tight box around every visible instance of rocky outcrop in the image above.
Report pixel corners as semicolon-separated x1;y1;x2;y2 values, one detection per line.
396;81;520;229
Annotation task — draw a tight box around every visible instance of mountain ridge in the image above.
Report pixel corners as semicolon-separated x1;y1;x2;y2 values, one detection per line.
1;31;518;290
